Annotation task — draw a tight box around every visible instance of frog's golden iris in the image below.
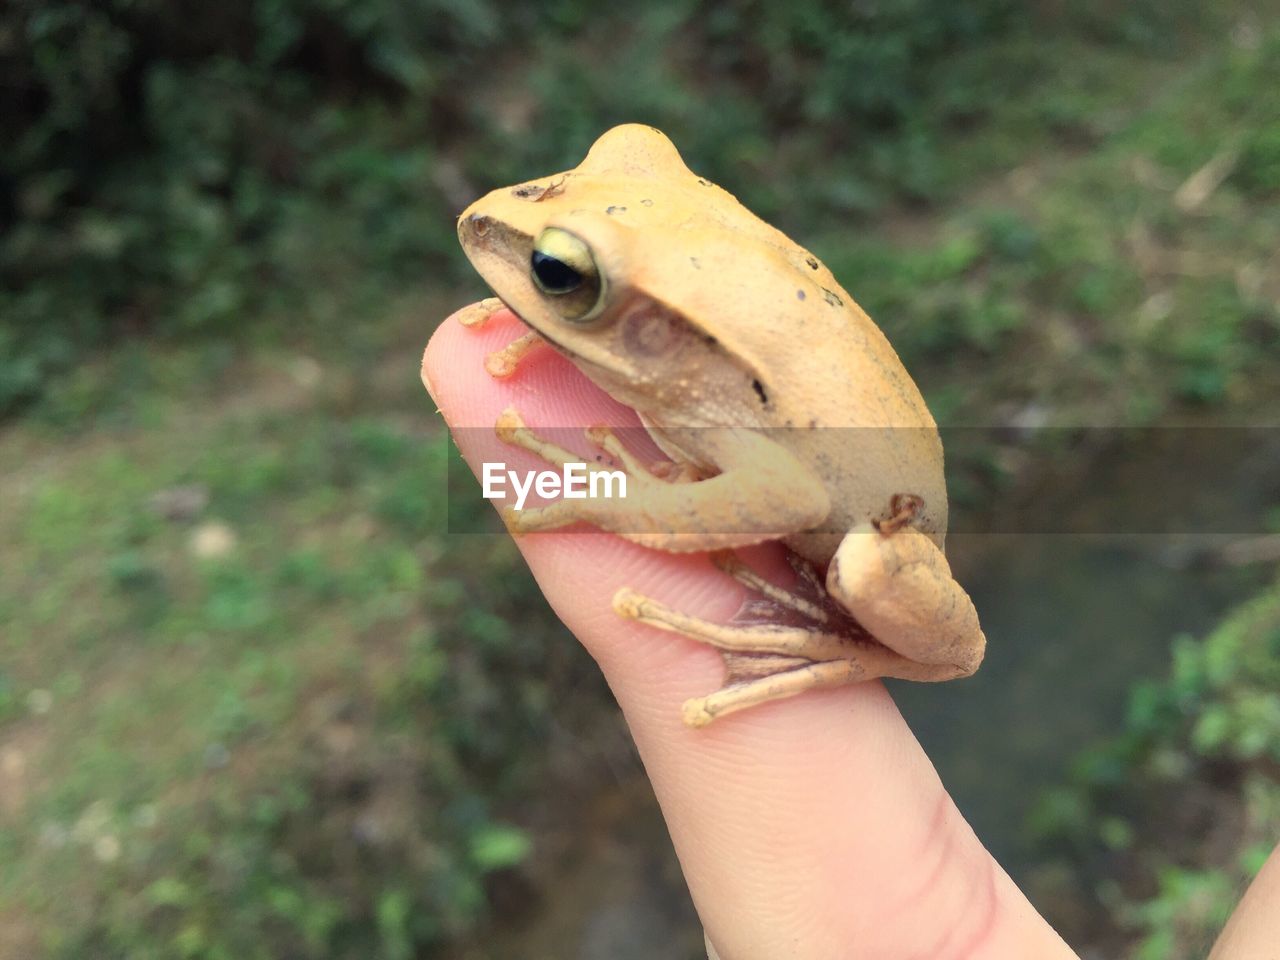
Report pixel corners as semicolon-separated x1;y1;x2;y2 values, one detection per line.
530;227;607;322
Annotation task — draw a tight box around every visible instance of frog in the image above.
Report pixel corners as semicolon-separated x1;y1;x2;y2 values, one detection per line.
452;124;985;727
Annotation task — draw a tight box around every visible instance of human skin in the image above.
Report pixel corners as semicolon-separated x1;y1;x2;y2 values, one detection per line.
422;305;1275;959
1208;846;1280;960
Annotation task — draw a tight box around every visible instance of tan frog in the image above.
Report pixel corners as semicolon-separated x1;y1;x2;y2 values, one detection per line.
453;124;985;727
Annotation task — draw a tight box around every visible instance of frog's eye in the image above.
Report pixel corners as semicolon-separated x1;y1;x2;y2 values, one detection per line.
530;227;606;322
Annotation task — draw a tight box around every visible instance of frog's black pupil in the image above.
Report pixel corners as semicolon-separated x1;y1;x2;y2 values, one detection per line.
532;250;582;293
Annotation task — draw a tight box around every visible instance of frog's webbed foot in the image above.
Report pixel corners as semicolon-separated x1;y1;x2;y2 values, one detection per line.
614;583;963;727
458;298;547;378
619;532;978;727
709;551;830;623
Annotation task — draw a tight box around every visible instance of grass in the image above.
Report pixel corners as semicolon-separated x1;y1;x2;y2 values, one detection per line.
813;24;1280;432
0;301;620;957
1030;581;1280;958
2;6;1279;958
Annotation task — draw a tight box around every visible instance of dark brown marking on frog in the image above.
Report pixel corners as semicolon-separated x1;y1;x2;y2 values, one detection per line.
512;176;568;202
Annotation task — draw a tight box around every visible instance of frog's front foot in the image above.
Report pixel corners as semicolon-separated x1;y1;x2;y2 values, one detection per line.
456;297;505;328
458;298;546;378
495;409;656;482
493;408;659;535
484;330;543;378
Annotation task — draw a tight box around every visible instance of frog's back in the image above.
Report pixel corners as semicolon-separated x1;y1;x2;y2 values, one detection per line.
539;126;950;547
625;150;952;548
569;131;936;427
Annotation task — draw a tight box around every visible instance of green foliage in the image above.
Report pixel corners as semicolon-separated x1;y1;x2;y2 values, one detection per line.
808;12;1280;430
829;224;1030;358
1237;125;1280;194
1227;32;1280;195
3;0;464;413
1031;584;1280;957
0;364;596;958
2;0;1216;416
54;742;539;959
469;823;534;871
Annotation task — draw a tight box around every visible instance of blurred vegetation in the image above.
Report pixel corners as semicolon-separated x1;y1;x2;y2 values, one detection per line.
7;0;1270;419
2;0;1279;957
0;382;611;958
1032;580;1280;959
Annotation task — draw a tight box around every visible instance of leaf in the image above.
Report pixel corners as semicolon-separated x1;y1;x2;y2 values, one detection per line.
468;823;532;871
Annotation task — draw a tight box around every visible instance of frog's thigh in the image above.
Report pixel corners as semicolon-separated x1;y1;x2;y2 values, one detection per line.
826;524;986;676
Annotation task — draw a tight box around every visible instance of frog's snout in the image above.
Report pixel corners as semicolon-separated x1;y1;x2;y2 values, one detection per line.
458;210;525;260
458;211;494;242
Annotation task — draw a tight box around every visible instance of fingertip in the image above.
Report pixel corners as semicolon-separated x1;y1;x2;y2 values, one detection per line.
417;304;1073;960
422;303;518;421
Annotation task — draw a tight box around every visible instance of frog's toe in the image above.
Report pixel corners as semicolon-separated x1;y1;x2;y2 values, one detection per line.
484;329;543;378
612;587;644;619
681;697;717;728
456;297;504;328
678;658;867;727
494;406;526;440
584;425;659;482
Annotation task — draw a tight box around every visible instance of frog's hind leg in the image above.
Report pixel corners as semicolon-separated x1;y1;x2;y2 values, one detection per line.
682;658;874;727
613;587;965;727
613;588;852;660
825;522;986;680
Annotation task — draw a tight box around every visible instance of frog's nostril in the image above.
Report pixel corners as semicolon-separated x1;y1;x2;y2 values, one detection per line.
465;213;492;238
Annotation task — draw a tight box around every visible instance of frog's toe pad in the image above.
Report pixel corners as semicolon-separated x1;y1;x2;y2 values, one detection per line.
612;587;645;619
681;697;715;728
494;406;525;440
457;297;504;328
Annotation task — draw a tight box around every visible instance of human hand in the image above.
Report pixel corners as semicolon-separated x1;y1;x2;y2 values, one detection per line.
422;305;1275;959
